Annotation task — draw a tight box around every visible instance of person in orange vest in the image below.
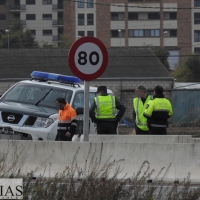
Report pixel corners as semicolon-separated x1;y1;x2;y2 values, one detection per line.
55;97;77;141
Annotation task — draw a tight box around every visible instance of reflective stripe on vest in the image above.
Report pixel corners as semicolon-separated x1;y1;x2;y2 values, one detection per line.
133;95;152;131
95;95;116;119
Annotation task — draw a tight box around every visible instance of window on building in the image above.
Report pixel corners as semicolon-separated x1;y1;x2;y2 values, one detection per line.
87;0;93;8
26;14;36;20
58;0;63;5
78;14;84;25
154;30;160;36
128;13;138;20
58;27;63;35
58;13;63;20
170;12;177;20
78;0;84;8
111;30;119;37
111;13;118;20
42;14;52;20
0;0;6;5
148;12;160;20
0;14;6;20
26;0;35;5
128;29;160;37
128;30;134;37
43;30;52;36
194;13;200;24
14;0;20;5
194;30;200;42
87;14;94;25
134;30;144;37
14;13;20;19
194;47;200;53
111;13;124;21
30;30;36;36
43;0;52;4
144;30;151;37
87;31;94;36
169;30;177;37
164;30;177;37
194;0;200;7
78;31;85;37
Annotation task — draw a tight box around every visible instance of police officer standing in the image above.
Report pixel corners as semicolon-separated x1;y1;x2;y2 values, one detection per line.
133;85;152;135
143;85;173;135
89;86;126;134
55;97;77;141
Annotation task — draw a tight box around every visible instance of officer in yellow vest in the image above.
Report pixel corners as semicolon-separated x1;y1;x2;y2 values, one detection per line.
89;86;126;134
133;85;152;135
143;85;173;135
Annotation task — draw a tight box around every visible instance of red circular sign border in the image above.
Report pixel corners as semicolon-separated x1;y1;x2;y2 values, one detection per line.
68;36;108;81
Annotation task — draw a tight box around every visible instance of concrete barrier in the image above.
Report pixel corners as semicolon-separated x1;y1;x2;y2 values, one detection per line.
190;138;200;143
0;140;102;177
99;142;200;183
1;140;200;183
89;135;192;143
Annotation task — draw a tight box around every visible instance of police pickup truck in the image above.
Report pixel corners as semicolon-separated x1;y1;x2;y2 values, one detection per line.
0;71;112;140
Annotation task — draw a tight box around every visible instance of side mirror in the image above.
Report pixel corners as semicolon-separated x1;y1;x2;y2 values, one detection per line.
76;107;84;115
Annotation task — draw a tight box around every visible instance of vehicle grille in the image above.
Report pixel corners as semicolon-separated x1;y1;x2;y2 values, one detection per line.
24;116;37;126
1;112;23;124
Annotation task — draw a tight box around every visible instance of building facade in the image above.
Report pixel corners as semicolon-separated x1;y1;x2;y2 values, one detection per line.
0;1;200;57
64;0;200;69
0;0;64;47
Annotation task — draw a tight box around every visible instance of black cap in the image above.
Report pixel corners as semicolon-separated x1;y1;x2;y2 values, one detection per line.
154;85;163;94
97;86;107;93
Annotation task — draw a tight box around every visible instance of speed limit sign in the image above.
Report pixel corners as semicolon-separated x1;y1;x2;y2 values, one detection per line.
68;36;108;81
68;37;108;142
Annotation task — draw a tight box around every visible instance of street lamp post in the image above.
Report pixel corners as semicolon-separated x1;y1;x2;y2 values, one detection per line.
163;31;168;47
5;29;10;49
118;29;121;47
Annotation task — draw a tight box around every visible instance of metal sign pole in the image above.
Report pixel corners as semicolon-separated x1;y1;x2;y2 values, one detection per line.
68;37;108;142
83;80;89;142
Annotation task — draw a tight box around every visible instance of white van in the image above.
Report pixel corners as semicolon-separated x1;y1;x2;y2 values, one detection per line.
0;71;113;140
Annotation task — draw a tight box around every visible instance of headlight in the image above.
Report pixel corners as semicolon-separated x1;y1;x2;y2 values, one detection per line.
33;117;54;128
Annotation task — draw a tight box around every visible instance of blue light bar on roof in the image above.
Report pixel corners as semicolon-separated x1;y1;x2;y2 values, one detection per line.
31;71;81;84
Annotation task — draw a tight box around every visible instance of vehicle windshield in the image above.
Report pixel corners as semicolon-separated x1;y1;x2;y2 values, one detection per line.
1;82;73;109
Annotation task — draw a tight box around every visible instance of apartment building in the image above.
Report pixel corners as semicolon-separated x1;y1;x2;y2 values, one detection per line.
193;0;200;53
63;0;200;69
0;0;13;33
1;0;200;62
63;0;96;45
0;0;64;47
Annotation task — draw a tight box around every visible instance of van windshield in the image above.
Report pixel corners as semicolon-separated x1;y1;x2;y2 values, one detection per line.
1;82;73;109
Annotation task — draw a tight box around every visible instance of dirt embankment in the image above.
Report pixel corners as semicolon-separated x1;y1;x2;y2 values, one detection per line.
168;120;200;135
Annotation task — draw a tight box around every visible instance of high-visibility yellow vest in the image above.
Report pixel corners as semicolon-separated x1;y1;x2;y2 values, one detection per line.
94;95;116;119
133;95;152;131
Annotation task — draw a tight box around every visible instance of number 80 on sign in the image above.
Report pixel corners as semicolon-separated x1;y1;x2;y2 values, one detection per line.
68;37;108;81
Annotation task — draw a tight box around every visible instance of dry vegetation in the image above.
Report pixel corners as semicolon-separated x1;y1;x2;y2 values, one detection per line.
1;143;200;200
